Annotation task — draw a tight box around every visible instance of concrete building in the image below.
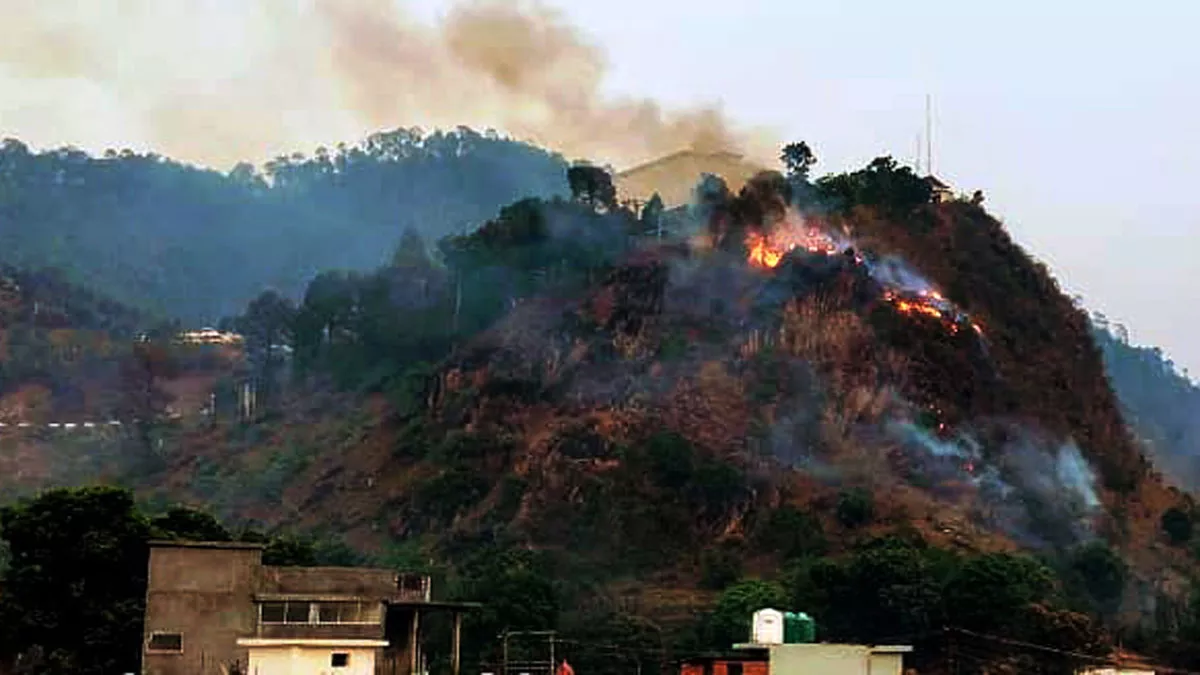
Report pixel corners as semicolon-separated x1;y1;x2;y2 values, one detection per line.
142;541;478;675
614;149;770;209
727;643;912;675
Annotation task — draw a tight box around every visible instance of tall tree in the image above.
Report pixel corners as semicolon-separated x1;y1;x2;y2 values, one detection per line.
780;141;817;180
117;340;178;452
567;164;617;211
236;290;296;404
641;193;666;238
0;487;152;675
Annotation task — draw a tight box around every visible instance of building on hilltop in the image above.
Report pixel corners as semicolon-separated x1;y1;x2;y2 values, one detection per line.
924;175;955;203
176;327;245;347
614;149;770;210
142;540;478;675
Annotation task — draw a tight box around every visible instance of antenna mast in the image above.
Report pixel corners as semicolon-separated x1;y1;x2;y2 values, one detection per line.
925;94;933;176
914;133;922;173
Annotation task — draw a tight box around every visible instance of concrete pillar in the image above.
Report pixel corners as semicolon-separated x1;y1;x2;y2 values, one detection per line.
451;611;463;675
410;610;421;675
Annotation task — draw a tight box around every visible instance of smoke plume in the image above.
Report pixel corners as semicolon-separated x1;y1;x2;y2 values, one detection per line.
0;0;774;170
890;419;1102;549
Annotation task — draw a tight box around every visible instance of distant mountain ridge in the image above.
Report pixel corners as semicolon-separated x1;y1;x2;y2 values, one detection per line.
1093;320;1200;490
0;128;570;323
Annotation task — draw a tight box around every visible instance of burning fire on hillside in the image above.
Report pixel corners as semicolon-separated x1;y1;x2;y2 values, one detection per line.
743;222;984;337
746;223;840;269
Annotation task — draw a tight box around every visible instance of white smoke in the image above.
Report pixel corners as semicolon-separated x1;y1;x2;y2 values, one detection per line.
889;418;1102;548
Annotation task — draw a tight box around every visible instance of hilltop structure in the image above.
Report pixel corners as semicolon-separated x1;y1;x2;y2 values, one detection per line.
614;149;769;209
923;175;955;203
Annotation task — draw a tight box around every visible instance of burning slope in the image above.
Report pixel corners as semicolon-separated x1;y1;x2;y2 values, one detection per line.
745;214;982;338
6;157;1185;658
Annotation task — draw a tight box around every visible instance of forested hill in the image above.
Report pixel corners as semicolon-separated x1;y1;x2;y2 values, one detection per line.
1094;322;1200;490
0;128;569;323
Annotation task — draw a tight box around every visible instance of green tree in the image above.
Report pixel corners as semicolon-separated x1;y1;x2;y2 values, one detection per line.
641;193;665;238
1067;542;1128;618
700;545;745;591
151;506;232;541
708;579;788;647
0;487;152;675
754;505;827;560
117;340;178;455
1162;507;1193;545
792;536;949;642
236;289;296;405
814;156;932;217
944;553;1056;632
835;489;875;529
780;142;817;180
567;164;617;211
453;547;560;662
261;534;320;566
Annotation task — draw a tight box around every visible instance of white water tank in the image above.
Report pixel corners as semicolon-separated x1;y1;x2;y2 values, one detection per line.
751;608;785;645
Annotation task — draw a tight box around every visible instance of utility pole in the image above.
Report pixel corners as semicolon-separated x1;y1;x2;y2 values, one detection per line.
946;627;957;675
502;632;510;675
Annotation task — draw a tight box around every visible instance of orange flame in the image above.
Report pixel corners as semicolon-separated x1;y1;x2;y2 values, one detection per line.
747;232;787;268
894;299;944;320
746;224;838;269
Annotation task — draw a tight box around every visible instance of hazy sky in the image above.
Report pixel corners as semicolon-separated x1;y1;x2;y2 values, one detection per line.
2;0;1198;372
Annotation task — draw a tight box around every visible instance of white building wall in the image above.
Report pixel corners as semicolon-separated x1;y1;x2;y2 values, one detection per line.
246;645;378;675
764;644;909;675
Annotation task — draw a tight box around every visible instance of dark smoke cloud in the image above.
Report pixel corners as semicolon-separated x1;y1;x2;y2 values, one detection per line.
0;0;775;169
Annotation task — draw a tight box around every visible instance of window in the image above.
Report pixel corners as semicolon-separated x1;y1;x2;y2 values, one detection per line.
147;632;183;653
258;601;383;625
285;602;309;624
331;653;350;668
260;602;287;623
727;663;744;675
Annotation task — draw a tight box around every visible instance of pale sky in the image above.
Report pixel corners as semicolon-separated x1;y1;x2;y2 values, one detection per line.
2;0;1198;373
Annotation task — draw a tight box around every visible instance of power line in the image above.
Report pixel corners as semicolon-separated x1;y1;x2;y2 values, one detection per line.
947;627;1192;675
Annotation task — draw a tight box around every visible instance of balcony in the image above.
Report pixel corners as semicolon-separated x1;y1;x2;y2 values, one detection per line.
255;599;385;640
396;574;431;602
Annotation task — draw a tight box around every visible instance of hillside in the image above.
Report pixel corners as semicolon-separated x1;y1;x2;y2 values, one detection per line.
0;266;147;418
43;159;1190;663
5;152;1200;673
1093;323;1200;490
0;128;569;323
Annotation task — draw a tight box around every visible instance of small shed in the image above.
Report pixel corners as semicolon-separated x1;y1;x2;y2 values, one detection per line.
924;175;954;203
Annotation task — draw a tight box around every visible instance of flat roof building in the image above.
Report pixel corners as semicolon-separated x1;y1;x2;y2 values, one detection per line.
727;643;912;675
142;540;478;675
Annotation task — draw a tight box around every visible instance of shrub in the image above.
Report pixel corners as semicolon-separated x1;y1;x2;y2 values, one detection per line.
836;488;875;529
1162;507;1193;545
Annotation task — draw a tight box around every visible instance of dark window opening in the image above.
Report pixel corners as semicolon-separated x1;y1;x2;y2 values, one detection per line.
332;653;350;668
285;601;310;623
260;602;287;623
728;663;744;675
148;632;183;653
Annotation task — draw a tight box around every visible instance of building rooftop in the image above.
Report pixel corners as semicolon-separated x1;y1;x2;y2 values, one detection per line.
732;643;913;654
148;539;266;550
923;175;951;189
